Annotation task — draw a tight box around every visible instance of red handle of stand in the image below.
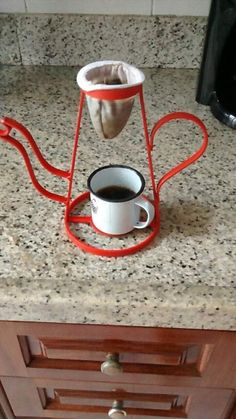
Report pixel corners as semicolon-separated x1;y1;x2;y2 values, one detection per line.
150;112;208;194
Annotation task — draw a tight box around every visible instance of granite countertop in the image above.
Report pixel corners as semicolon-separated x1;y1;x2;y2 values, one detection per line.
0;65;235;330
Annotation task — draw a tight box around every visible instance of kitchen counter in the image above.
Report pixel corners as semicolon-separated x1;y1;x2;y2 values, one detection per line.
0;65;235;329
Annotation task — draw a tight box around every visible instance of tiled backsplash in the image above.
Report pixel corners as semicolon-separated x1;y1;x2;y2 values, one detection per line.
0;14;207;67
0;0;210;67
0;0;211;16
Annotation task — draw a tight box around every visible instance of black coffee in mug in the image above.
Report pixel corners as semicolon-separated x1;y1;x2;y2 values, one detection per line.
97;185;135;201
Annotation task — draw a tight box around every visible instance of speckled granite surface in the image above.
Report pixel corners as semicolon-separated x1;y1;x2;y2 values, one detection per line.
0;15;21;64
0;65;235;329
0;14;206;67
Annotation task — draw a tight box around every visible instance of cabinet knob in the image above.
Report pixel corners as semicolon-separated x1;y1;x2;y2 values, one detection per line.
108;401;127;418
101;353;123;376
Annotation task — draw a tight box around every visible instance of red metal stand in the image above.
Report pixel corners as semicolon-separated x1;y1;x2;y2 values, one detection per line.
0;84;208;257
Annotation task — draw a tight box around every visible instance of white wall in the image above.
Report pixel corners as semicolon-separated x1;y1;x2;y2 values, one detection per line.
0;0;211;16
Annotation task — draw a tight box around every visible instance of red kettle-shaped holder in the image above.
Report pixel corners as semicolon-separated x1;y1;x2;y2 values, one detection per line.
0;85;208;257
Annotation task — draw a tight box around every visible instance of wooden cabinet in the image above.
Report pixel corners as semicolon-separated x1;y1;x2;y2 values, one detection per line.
0;321;235;419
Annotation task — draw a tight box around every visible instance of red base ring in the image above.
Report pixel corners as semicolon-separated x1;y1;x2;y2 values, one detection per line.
64;192;160;257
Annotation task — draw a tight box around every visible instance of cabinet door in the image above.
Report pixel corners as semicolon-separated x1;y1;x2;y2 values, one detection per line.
1;376;235;419
0;322;235;389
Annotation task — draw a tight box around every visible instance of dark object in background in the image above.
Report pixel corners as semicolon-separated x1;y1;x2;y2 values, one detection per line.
196;0;236;128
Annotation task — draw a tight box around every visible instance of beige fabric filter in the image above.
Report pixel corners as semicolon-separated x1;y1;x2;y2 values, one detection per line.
77;61;145;139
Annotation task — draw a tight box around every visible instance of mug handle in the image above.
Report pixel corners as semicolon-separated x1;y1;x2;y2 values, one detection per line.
133;197;155;229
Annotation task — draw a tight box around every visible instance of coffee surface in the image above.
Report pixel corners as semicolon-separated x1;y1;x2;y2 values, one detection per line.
97;185;135;201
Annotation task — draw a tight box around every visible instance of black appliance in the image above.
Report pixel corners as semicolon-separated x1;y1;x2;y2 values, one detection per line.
196;0;236;128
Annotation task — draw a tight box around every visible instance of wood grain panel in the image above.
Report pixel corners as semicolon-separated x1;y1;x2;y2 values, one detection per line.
0;322;235;388
1;376;235;419
17;334;214;380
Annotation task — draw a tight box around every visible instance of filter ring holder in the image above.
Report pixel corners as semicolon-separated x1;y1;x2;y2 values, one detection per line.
64;192;160;257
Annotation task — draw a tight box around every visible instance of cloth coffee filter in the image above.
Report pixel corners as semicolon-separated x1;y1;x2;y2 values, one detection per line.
77;61;145;139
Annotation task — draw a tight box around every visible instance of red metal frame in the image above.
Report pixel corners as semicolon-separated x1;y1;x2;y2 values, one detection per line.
0;83;208;257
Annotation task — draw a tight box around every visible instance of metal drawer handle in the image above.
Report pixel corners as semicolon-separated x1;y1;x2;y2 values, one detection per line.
101;353;123;376
108;401;127;418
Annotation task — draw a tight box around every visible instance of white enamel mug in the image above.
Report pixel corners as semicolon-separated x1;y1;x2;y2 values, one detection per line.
87;165;155;235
